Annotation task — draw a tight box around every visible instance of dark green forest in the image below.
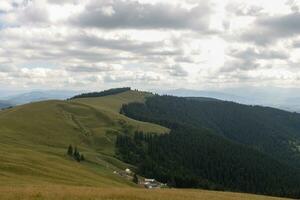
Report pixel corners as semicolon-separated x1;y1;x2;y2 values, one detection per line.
121;95;300;167
70;87;131;99
117;95;300;198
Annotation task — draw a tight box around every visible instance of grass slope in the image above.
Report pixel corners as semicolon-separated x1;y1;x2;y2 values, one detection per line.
0;90;289;199
0;90;166;186
71;90;168;133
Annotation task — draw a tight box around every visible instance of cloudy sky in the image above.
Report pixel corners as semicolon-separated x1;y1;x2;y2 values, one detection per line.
0;0;299;91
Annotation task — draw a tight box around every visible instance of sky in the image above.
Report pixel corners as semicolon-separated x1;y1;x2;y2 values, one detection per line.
0;0;299;91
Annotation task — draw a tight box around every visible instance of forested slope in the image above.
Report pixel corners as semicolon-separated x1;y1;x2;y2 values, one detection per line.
119;95;300;198
122;95;300;167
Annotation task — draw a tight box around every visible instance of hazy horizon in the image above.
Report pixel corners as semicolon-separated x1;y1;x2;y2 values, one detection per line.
2;86;300;113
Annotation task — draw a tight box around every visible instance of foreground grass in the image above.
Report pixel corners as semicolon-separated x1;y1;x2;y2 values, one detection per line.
0;186;288;200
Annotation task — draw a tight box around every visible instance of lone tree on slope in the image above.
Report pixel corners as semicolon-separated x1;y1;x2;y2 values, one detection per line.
67;144;73;156
74;146;81;162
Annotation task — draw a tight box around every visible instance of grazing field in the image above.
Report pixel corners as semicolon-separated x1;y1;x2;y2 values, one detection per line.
0;186;289;200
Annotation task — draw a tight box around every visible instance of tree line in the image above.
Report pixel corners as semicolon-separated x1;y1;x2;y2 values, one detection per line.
70;87;131;99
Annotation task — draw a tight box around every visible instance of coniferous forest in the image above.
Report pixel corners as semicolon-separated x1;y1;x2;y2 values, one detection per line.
117;95;300;198
70;87;131;99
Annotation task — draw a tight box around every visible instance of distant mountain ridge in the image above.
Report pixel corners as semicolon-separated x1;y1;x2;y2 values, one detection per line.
0;100;12;109
158;88;259;104
158;88;300;112
1;90;79;105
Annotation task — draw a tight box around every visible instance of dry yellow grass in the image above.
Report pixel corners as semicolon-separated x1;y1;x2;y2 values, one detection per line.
0;186;289;200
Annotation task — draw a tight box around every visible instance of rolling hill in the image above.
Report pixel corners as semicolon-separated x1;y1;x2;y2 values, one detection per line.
0;89;167;187
160;87;300;113
0;88;294;199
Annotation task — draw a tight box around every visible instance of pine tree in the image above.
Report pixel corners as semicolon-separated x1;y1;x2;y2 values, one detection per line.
74;147;81;162
67;144;73;156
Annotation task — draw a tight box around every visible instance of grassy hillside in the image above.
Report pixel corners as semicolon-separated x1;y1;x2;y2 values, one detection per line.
0;90;166;186
71;90;168;134
0;89;291;199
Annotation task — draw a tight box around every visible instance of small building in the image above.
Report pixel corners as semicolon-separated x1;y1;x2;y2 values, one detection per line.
143;178;161;189
145;178;155;182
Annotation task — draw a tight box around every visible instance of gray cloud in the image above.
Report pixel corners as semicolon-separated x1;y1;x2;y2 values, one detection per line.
293;40;300;48
231;48;289;60
167;65;188;77
103;72;161;83
174;56;194;63
0;64;16;73
65;64;119;73
71;0;212;31
221;59;260;72
226;3;264;16
286;0;300;12
18;3;50;24
71;34;181;56
241;13;300;45
47;0;78;5
222;47;288;73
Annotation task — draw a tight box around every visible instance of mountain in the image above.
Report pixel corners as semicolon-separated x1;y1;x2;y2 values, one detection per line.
0;88;298;199
158;88;258;104
0;100;12;109
4;90;79;105
160;87;300;113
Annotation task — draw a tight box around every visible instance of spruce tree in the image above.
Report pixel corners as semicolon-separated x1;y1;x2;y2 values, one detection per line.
74;147;81;162
67;144;73;156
